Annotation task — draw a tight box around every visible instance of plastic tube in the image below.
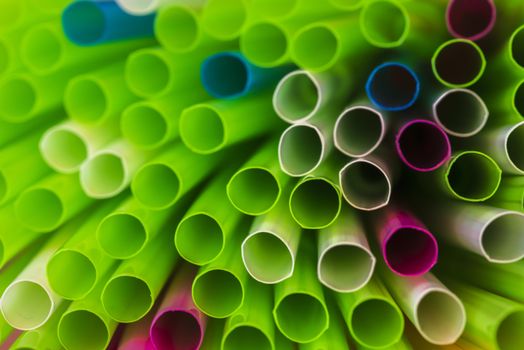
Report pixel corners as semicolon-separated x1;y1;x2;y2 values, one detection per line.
489;177;524;211
180;94;281;154
201;0;251;40
200;319;225;350
366;62;420;111
101;233;177;323
15;173;92;233
444;151;501;202
432;39;486;88
299;305;349;350
150;266;205;350
118;307;155;350
62;0;155;46
339;157;393;211
318;208;375;292
329;0;365;11
131;142;225;210
510;24;524;69
0;2;26;33
376;210;438;277
359;0;410;48
251;0;342;19
446;0;496;41
432;89;489;137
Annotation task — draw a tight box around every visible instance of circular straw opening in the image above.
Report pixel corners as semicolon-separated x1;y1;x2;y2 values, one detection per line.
62;1;105;45
447;0;496;40
132;164;180;209
366;63;419;111
192;269;243;318
416;290;465;345
446;151;501;201
97;213;147;259
156;5;199;52
351;299;403;348
432;40;485;87
102;276;152;323
175;214;224;265
80;153;126;198
1;281;53;330
513;81;524;117
481;212;524;263
511;26;524;68
242;231;293;283
201;53;249;98
16;188;63;232
126;51;171;98
227;168;280;215
396;120;451;172
334;107;384;157
290;178;341;229
274;293;328;343
385;227;438;276
65;78;107;124
40;128;89;173
201;0;249;40
47;250;96;300
121;103;168;149
180;105;225;154
497;310;524;350
241;22;288;67
506;122;524;173
273;71;320;123
339;160;391;211
279;124;323;176
223;325;272;350
433;89;488;137
58;310;109;350
292;25;338;71
360;0;409;48
318;244;375;292
151;310;203;350
21;26;62;73
0;77;36;121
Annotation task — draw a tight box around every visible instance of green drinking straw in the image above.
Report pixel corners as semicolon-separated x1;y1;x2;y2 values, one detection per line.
329;0;366;11
180;94;282;155
273;238;329;343
175;170;244;266
299;300;349;350
132;142;225;210
101;232;177;323
251;0;340;20
0;31;23;76
337;278;404;349
0;2;25;33
200;319;226;350
221;281;275;350
360;0;410;48
489;176;524;211
15;173;92;233
201;0;253;40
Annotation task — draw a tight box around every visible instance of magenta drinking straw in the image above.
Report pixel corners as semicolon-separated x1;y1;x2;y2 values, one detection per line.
446;0;496;41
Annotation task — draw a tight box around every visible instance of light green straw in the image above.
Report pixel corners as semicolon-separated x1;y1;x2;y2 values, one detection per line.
0;117;58;149
489;176;524;211
200;319;225;350
251;0;341;20
132;142;225;210
175;170;244;265
192;221;249;318
329;0;366;11
273;238;329;343
0;31;23;76
201;0;253;40
337;278;404;349
360;0;410;48
0;2;25;33
180;94;281;154
101;232;177;323
299;300;349;350
221;281;275;350
15;173;92;232
227;139;288;215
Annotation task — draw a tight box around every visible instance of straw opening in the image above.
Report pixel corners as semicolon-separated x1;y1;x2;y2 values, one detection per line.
292;25;338;71
201;53;249;99
151;310;203;350
156;5;199;52
126;51;171;98
446;0;495;40
279;124;323;176
80;153;126;198
223;325;272;350
0;77;36;121
334;107;384;157
180;105;225;154
62;2;106;45
175;214;224;265
97;213;147;259
273;71;320;123
121;104;168;149
360;0;409;48
497;310;524;350
242;22;288;67
102;275;153;323
192;269;243;318
47;250;96;300
481;212;524;263
511;26;524;68
432;40;485;87
58;310;109;350
40;128;89;173
201;0;248;40
16;188;64;232
132;163;181;209
21;26;62;73
65;78;108;124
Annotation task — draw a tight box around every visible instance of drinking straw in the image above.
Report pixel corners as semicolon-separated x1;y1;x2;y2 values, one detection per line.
395;120;451;172
446;0;496;41
273;238;329;343
376;210;438;277
227;139;288;215
328;0;365;11
175;170;244;265
47;198;124;301
339;157;393;211
336;278;404;349
101;232;177;323
200;0;251;40
365;62;420;111
221;280;275;350
382;270;465;345
15;173;92;233
192;220;250;318
131;142;225;210
510;24;524;69
0;117;58;149
200;319;225;350
359;0;410;48
443;151;501;202
201;52;290;99
0;31;24;76
431;39;486;88
62;0;155;46
318;208;375;292
80;140;151;199
118;306;156;350
432;89;489;137
150;266;205;350
489;176;524;211
251;0;342;20
241;192;301;284
40;120;118;174
0;2;25;33
299;307;349;350
180;94;281;154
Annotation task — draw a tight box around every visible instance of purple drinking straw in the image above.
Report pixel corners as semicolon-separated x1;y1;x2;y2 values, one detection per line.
446;0;496;41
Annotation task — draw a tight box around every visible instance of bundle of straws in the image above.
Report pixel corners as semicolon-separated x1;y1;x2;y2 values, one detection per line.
0;0;523;349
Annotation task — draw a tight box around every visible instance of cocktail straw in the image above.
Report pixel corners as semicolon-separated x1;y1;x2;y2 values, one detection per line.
446;0;496;41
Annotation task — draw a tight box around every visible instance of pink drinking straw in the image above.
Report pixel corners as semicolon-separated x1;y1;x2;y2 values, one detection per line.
118;310;156;350
378;210;438;277
150;266;205;350
395;119;451;172
446;0;496;41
